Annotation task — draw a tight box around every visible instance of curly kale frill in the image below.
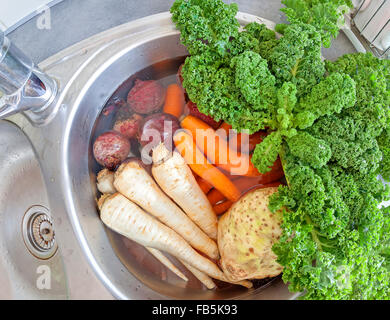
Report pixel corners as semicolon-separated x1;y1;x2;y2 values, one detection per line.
279;0;353;48
295;72;356;129
170;0;240;56
269;23;325;95
231;51;276;110
378;129;390;181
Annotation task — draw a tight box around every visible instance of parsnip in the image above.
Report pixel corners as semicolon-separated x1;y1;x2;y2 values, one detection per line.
97;169;116;194
152;143;218;240
114;161;219;260
146;247;188;282
179;259;216;289
100;193;252;288
99;193;188;282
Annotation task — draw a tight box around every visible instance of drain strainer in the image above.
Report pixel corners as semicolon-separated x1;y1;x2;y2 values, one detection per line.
22;205;58;260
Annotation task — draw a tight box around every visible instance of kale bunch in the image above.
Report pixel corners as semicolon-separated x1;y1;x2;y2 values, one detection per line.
171;0;356;173
171;0;390;299
269;52;390;299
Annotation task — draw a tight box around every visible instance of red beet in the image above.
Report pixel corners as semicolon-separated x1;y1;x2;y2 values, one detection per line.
127;79;166;114
186;101;222;129
113;113;143;139
138;113;180;150
93;131;131;170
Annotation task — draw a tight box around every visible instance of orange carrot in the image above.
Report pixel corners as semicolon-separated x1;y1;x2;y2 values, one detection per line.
213;201;233;216
196;176;213;194
163;84;185;118
206;174;284;205
174;130;241;202
181;115;261;177
218;122;233;138
207;188;226;206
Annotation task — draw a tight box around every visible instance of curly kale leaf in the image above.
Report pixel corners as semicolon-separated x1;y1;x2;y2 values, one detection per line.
182;53;273;133
287;131;331;168
170;0;240;56
244;22;279;60
325;53;390;133
378;129;390;181
308;115;382;174
231;51;276;109
280;0;353;47
252;131;283;174
252;82;299;173
295;72;357;129
269;23;325;95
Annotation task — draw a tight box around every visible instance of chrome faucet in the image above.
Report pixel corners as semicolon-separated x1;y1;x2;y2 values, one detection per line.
0;30;58;125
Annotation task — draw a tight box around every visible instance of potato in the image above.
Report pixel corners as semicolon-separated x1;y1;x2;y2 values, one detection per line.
218;187;283;282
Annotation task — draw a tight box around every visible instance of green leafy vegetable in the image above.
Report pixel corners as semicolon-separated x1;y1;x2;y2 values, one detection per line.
171;0;390;299
378;129;390;181
279;0;353;47
270;51;390;299
268;23;325;95
170;0;240;56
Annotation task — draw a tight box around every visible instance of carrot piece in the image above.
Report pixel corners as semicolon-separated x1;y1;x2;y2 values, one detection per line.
181;115;261;177
213;200;233;215
218;122;233;138
174;130;241;202
218;123;268;154
207;188;227;206
233;159;284;192
163;84;185;118
196;176;213;194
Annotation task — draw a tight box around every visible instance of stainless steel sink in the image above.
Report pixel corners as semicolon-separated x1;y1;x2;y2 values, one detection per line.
0;120;67;299
6;12;299;300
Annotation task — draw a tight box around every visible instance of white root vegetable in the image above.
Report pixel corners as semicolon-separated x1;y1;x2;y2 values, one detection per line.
100;193;252;288
114;161;219;260
152;143;218;240
97;194;112;211
97;169;116;194
146;247;188;282
99;193;188;282
179;259;216;289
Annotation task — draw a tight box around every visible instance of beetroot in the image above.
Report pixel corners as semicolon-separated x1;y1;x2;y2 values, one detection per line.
186;101;222;129
127;79;166;114
113;113;143;139
93;131;131;170
138;113;180;149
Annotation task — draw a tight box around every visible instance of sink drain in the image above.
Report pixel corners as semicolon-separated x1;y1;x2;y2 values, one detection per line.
22;206;58;260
